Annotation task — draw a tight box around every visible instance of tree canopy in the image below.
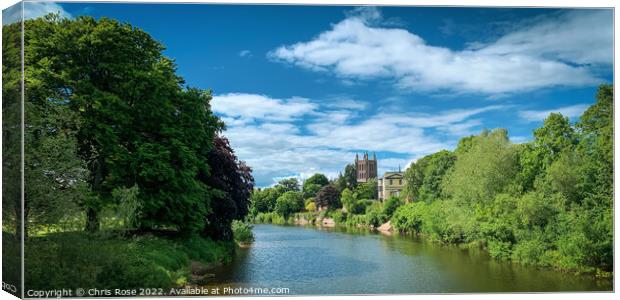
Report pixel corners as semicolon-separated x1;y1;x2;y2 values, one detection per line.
17;14;252;239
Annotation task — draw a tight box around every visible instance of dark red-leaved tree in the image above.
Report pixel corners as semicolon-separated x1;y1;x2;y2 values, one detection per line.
203;136;254;240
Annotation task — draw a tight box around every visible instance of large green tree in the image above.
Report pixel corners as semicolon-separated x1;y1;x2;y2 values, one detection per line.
403;150;455;202
24;15;223;234
443;129;518;205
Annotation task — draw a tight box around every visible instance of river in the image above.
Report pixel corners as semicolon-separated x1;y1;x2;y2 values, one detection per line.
207;224;612;295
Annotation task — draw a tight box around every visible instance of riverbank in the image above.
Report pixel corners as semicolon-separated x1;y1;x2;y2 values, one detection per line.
17;231;235;291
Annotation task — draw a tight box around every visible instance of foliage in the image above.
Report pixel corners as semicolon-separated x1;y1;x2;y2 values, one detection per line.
382;196;403;218
231;220;255;244
278;178;300;192
23;14;231;235
403;150;455;203
356;178;378;200
340;188;357;213
250;187;284;214
391;87;613;275
335;164;357;192
302;183;323;199
113;185;141;230
315;185;342;209
304;173;329;188
203;136;255;240
443;129;518;205
275;191;304;219
2;22;23;240
253;212;287;225
24;232;233;290
305;201;317;212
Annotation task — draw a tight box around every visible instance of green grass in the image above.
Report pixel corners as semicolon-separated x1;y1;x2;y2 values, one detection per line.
23;231;234;290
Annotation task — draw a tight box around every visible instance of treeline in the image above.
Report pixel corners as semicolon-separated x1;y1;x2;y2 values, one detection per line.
2;14;253;240
392;85;613;275
249;164;398;228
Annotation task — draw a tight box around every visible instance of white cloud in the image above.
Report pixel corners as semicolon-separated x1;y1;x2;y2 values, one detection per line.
477;10;613;65
212;93;318;123
269;9;610;95
3;2;72;25
238;50;252;57
214;93;501;186
518;104;590;122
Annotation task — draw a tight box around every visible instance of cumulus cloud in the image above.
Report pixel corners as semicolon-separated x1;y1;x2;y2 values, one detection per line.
518;104;590;122
212;93;317;124
3;1;71;25
213;93;503;186
269;9;611;95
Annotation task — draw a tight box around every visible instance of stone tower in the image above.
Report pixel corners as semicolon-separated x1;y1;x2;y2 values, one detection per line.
355;152;377;183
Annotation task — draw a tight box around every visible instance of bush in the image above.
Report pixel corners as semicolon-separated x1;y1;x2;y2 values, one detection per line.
382;196;403;218
253;212;287;224
231;220;254;244
391;202;427;233
305;201;317;212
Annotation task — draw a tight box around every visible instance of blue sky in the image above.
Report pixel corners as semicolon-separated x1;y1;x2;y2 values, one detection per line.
12;2;614;187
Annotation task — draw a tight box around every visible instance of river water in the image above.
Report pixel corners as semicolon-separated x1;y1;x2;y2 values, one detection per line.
208;224;612;295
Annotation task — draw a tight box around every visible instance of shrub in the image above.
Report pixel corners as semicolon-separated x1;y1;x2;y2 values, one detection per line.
391;202;427;233
382;196;403;218
231;220;255;244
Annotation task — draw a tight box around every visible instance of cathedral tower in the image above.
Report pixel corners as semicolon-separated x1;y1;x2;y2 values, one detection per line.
355;152;377;183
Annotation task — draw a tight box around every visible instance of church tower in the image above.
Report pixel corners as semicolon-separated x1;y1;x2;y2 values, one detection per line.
355;152;377;183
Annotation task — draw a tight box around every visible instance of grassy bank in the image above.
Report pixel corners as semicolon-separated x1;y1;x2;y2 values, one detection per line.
19;231;234;290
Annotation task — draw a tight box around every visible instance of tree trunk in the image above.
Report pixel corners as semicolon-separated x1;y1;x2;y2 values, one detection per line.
85;156;104;233
85;207;100;233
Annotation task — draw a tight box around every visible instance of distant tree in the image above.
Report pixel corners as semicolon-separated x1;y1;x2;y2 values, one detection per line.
340;188;358;213
250;187;283;214
278;178;300;192
403;157;428;201
203;136;255;240
336;164;357;192
417;151;456;202
302;183;323;199
275;191;304;219
356;178;378;200
315;185;341;210
304;173;329;187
